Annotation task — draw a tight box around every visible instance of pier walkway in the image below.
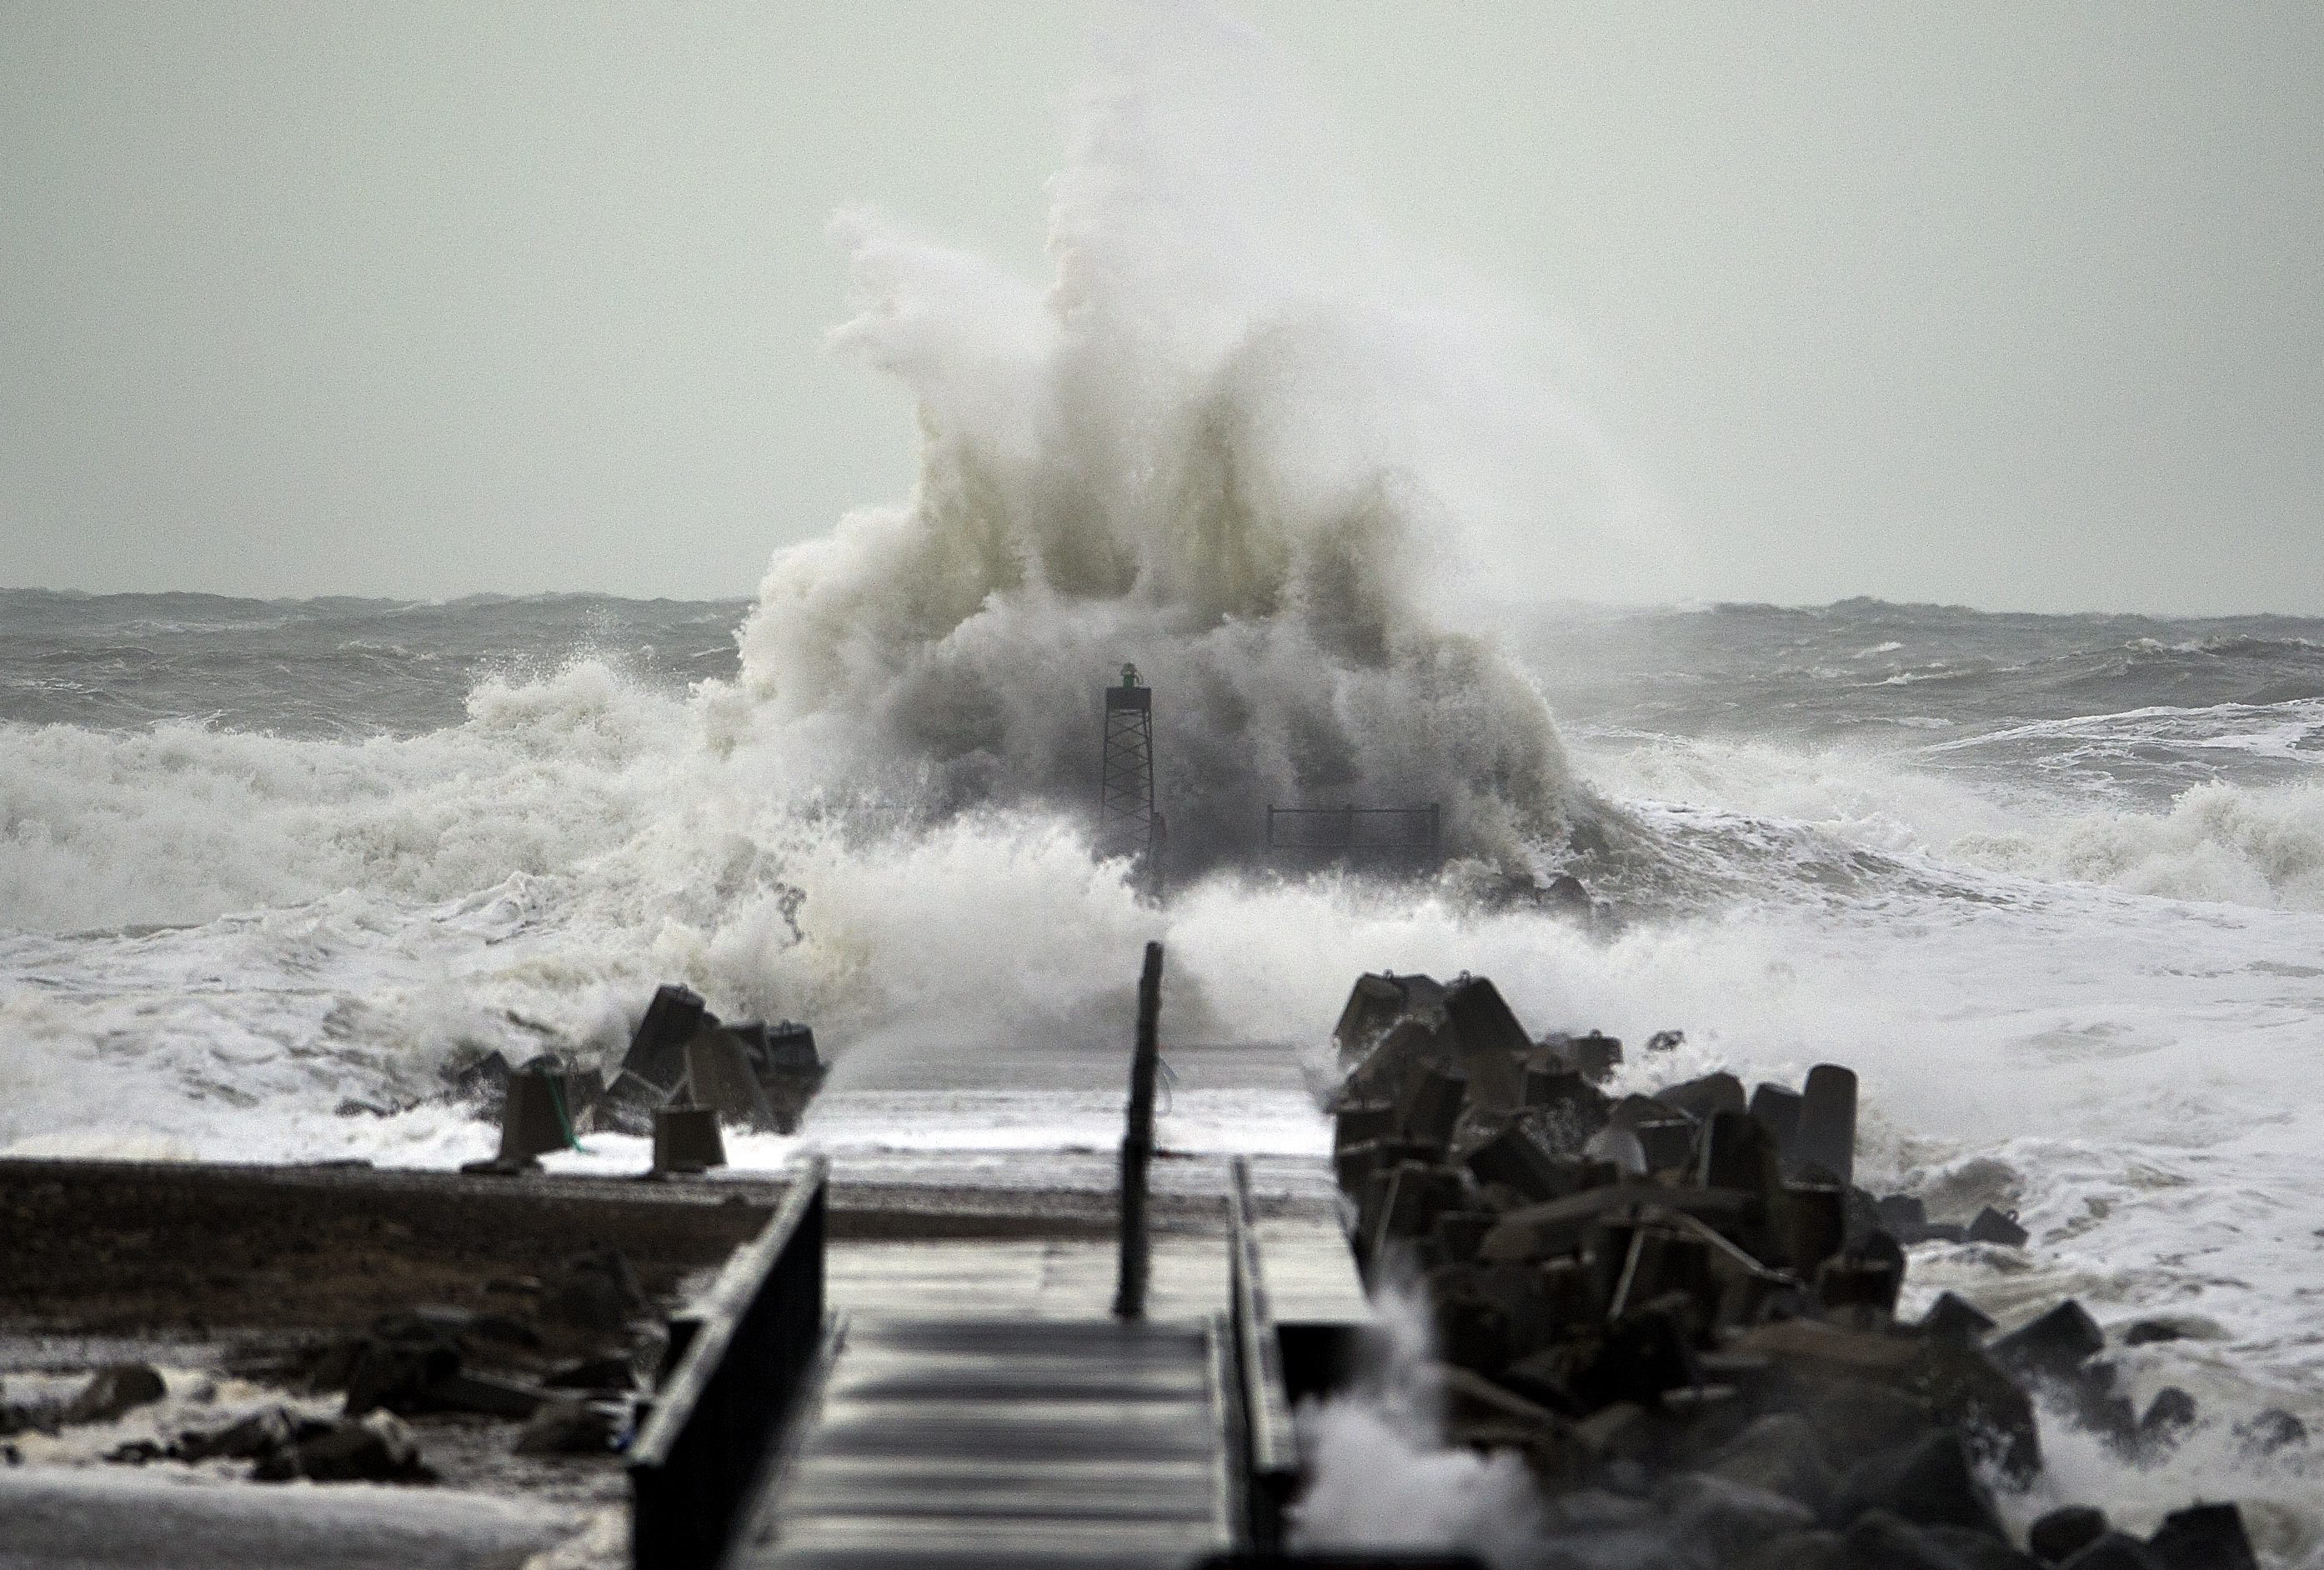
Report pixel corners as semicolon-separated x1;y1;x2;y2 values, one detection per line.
741;1314;1235;1570
629;1013;1370;1570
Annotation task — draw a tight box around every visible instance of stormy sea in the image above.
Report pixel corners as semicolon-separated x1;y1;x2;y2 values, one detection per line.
7;10;2323;1561
8;586;2324;1548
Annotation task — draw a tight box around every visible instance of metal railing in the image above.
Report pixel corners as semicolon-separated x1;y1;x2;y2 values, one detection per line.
1114;942;1165;1319
629;1155;828;1570
1227;1156;1299;1549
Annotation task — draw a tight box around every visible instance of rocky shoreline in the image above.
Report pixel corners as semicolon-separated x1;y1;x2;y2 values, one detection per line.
1326;969;2291;1570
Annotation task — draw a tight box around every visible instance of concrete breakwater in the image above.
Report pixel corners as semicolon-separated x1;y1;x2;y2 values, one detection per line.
1325;969;2289;1570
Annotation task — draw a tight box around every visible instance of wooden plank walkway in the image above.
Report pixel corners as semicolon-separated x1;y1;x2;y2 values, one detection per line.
739;1315;1235;1570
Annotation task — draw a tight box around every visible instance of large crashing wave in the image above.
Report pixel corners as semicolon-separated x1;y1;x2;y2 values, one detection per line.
711;9;1612;872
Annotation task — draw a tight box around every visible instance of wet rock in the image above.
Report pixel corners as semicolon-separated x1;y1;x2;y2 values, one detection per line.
443;1048;512;1111
1521;1063;1610;1121
1748;1082;1805;1153
2145;1504;2257;1570
2233;1406;2307;1455
2136;1387;2198;1454
1792;1065;1858;1188
63;1363;166;1426
1560;1030;1624;1083
2058;1532;2163;1570
1582;1124;1649;1178
1699;1109;1782;1197
1397;1068;1470;1152
1462;1125;1580;1202
513;1395;624;1456
543;1355;639;1392
1343;1018;1458;1109
343;1332;461;1418
177;1406;297;1462
620;982;714;1093
1777;1182;1848;1277
1816;1235;1904;1321
1878;1192;1930;1237
104;1439;167;1464
1655;1071;1747;1121
1924;1523;2041;1570
541;1246;648;1333
1569;1298;1698;1408
1367;1162;1467;1263
2121;1319;2186;1346
1966;1207;2031;1248
1335;1137;1438;1195
254;1411;433;1484
1334;1101;1397;1151
1846;1508;1986;1570
681;1028;778;1131
1919;1292;1998;1342
1841;1185;1884;1248
418;1371;543;1419
1699;1412;1840;1517
1477;1182;1752;1264
2030;1507;2110;1566
1655;1472;1816;1562
1907;1335;2041;1482
1439;976;1532;1111
1833;1430;2006;1538
1632;1118;1700;1174
1333;972;1440;1062
1572;1401;1661;1463
1727;1318;2036;1479
1735;1528;1851;1570
1425;1275;1510;1372
1990;1300;2106;1385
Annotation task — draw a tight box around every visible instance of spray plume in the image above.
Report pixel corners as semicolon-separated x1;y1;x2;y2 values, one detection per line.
715;3;1616;872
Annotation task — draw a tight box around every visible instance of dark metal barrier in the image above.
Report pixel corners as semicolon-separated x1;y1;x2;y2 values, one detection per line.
1227;1157;1299;1548
629;1155;828;1570
1114;941;1165;1319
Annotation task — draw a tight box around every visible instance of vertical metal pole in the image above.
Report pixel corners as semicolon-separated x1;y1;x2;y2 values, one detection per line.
1114;941;1165;1320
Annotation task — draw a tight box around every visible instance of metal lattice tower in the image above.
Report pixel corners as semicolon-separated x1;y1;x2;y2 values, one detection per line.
1098;663;1161;896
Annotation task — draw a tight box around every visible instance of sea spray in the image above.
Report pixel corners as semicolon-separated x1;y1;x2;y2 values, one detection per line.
712;5;1613;872
1290;1283;1550;1566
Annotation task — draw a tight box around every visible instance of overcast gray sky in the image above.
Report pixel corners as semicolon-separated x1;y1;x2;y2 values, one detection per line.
3;2;2319;612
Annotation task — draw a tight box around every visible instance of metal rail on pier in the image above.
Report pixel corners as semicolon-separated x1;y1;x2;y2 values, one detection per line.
630;1155;829;1570
1227;1157;1299;1550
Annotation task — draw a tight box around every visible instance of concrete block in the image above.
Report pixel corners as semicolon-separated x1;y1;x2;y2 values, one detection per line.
1748;1082;1804;1154
1398;1068;1470;1152
2031;1507;2108;1566
2146;1503;2257;1570
1792;1065;1857;1187
1440;977;1531;1110
621;983;712;1092
1656;1071;1747;1121
681;1029;777;1130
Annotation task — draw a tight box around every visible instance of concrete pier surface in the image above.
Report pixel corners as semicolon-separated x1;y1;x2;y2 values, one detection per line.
0;1037;1365;1568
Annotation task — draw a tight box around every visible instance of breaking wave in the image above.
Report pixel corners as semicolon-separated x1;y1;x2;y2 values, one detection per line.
709;7;1615;871
1584;731;2324;912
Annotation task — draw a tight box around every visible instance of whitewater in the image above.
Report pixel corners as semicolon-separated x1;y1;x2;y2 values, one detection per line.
8;6;2324;1562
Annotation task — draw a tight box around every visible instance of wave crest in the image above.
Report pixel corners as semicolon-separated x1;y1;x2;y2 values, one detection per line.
719;12;1606;870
